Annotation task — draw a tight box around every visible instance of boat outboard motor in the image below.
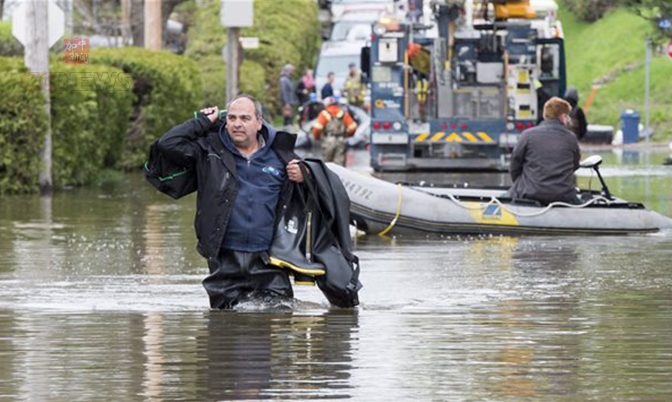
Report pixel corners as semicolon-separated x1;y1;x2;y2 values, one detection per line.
579;155;612;200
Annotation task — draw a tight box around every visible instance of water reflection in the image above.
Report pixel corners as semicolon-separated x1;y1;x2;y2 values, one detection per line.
495;240;582;397
194;310;358;400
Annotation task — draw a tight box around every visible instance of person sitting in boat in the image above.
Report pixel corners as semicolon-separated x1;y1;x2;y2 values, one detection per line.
508;97;581;205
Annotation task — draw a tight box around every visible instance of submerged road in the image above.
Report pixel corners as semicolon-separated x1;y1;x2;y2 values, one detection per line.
0;148;671;400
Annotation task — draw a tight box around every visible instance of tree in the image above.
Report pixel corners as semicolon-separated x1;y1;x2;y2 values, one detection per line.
73;0;188;47
621;0;672;41
131;0;187;48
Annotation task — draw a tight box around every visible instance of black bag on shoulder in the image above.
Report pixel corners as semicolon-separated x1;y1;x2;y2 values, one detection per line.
144;138;197;199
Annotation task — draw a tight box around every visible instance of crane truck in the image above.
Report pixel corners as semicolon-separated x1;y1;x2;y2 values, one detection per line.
364;0;567;171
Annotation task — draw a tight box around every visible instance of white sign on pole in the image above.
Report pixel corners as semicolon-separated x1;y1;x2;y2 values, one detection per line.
12;1;65;48
221;0;254;28
239;37;259;49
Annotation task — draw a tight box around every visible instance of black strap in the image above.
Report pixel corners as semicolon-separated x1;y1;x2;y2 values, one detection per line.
299;162;357;263
300;161;360;296
298;162;324;217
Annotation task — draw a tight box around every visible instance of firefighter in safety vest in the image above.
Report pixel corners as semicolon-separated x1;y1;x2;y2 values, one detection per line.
342;63;366;108
311;95;357;166
408;42;430;121
416;77;428;120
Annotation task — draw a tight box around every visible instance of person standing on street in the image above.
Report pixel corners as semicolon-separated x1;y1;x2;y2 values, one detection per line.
321;72;335;100
296;68;316;105
279;64;298;128
154;94;305;309
342;63;366;108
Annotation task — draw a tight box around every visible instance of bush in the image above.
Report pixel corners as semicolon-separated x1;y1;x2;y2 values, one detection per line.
90;47;202;169
186;0;321;112
0;57;48;194
0;57;134;192
562;0;619;22
48;60;134;187
0;22;23;57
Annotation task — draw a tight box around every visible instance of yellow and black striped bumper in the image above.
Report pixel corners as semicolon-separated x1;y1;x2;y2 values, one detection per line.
413;132;495;143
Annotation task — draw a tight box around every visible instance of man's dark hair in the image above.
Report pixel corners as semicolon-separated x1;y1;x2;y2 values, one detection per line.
227;93;263;119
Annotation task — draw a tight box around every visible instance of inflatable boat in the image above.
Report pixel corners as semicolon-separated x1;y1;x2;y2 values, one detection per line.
328;157;672;236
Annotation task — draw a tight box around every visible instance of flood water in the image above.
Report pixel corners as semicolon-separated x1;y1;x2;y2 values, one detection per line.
1;148;671;400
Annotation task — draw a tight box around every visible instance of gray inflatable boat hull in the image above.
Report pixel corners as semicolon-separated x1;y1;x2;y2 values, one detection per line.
328;164;672;236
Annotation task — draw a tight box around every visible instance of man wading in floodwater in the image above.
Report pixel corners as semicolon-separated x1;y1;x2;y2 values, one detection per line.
154;94;306;308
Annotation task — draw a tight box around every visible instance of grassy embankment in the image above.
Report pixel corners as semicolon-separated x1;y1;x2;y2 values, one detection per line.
559;3;672;143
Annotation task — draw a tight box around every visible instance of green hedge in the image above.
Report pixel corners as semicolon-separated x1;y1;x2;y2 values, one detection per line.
0;58;47;194
48;61;134;187
185;0;321;112
1;47;202;193
0;57;134;192
90;47;202;169
0;22;23;57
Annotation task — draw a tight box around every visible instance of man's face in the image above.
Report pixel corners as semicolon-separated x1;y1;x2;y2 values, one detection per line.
328;74;335;83
226;98;262;149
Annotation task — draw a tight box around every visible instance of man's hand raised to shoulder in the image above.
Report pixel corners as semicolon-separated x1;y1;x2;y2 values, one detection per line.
200;106;219;124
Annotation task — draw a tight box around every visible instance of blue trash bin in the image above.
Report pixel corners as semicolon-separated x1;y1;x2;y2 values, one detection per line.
620;110;640;144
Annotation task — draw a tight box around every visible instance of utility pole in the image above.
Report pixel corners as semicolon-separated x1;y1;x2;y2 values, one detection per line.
13;1;64;195
25;1;53;195
226;27;240;104
221;0;254;104
121;0;132;46
644;38;652;145
145;0;162;50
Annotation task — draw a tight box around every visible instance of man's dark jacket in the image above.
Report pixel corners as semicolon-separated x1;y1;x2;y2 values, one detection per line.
154;115;299;260
509;119;580;204
321;83;334;99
